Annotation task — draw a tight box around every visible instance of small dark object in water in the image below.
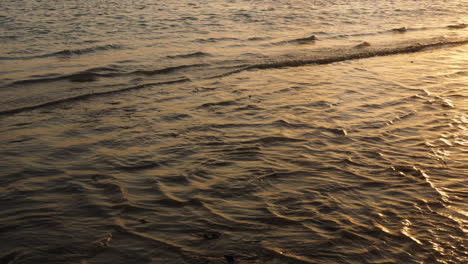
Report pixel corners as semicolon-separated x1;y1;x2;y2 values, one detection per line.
202;231;221;240
354;41;371;48
224;255;235;263
294;35;316;44
392;27;407;33
94;233;112;248
447;23;466;29
138;218;149;224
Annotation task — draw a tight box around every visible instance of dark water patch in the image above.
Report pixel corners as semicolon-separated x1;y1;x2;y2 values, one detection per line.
201;159;234;167
233;104;263;111
154;197;203;208
252;170;311;183
198;100;238;108
116;160;161;172
158;175;191;185
160;113;192;121
0;250;21;264
216;146;264;161
85;66;124;73
194;37;238;43
246;36;270;41
359;180;388;189
245;136;306;145
0;35;18;41
300;100;334;109
270;119;314;129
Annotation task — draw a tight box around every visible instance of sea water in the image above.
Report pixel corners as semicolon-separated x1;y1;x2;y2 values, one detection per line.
0;0;467;263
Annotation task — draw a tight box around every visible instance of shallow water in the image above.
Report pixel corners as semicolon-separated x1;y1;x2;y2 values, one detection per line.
1;0;467;263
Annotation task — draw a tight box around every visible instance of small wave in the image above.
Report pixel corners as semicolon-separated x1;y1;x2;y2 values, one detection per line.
390;27;408;33
8;63;208;87
0;44;123;60
246;36;270;41
9;72;103;86
46;45;123;57
447;23;466;29
0;78;190;116
329;32;379;40
331;25;452;40
274;35;317;45
165;52;211;59
131;63;209;76
270;119;314;129
194;37;238;43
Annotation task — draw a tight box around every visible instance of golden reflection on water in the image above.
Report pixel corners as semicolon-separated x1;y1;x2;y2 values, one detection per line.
1;2;468;262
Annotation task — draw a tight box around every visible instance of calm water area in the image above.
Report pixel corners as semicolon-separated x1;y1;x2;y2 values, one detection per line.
0;0;467;263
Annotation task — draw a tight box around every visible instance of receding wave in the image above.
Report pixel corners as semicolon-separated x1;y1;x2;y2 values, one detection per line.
2;38;467;116
211;38;468;79
255;39;468;69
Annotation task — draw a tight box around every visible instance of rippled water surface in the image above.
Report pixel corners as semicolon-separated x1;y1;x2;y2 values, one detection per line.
1;0;467;263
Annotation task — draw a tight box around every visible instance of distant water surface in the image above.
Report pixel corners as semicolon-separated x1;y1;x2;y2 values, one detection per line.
0;0;467;263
